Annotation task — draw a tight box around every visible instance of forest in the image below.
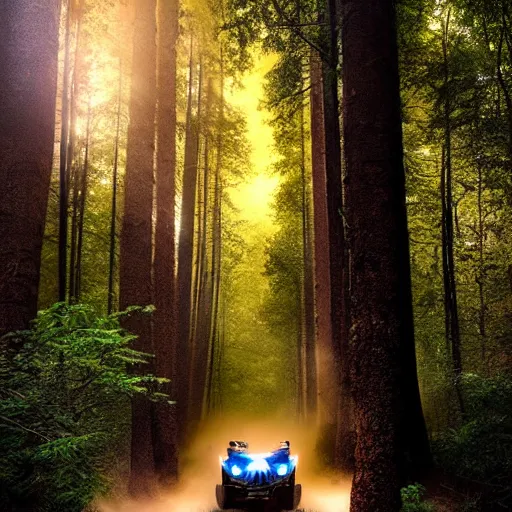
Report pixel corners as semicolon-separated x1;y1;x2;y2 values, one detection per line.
1;0;512;511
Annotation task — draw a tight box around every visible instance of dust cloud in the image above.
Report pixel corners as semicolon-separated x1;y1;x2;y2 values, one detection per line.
98;416;351;512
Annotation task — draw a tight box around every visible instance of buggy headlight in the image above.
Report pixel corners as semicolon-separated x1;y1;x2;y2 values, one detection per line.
277;464;288;476
231;465;242;476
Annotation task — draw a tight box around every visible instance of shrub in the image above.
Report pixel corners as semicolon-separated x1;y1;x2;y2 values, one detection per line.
433;373;512;510
0;303;167;512
400;483;434;512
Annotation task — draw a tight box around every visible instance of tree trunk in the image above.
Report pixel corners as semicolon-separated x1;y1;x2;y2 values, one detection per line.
177;40;200;439
206;58;225;415
66;9;80;213
152;0;179;484
192;269;213;423
189;59;204;369
69;158;80;302
341;1;430;510
297;289;305;419
108;59;122;315
58;0;72;303
188;77;214;431
476;162;486;370
119;0;157;496
67;11;83;302
0;1;60;338
300;93;317;419
441;10;464;415
74;101;91;301
497;8;512;158
320;0;353;471
310;49;337;460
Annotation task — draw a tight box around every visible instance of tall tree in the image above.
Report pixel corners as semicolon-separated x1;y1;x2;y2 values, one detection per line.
72;101;91;301
59;0;73;302
206;57;225;415
152;0;179;483
300;85;317;418
341;0;430;510
118;0;157;495
440;8;464;414
108;59;122;315
309;49;337;456
188;77;214;428
178;39;200;439
0;1;60;338
67;0;84;303
320;0;354;471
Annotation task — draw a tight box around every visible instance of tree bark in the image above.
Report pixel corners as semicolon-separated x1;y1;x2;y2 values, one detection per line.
476;162;486;370
73;101;91;301
310;49;337;446
297;290;305;419
341;1;430;510
188;77;214;430
69;159;80;302
304;190;317;417
66;3;82;216
119;0;157;495
300;92;317;419
108;60;122;315
177;40;200;439
320;0;353;471
58;0;72;303
189;59;204;373
206;58;225;415
0;1;60;338
67;10;83;302
441;10;464;415
498;7;512;158
152;0;179;484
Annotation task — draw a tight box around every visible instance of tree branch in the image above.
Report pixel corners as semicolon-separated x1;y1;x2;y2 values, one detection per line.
269;21;327;28
0;415;52;442
267;84;313;110
269;0;327;59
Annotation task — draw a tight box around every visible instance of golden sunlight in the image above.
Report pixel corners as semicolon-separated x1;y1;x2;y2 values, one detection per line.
227;52;279;224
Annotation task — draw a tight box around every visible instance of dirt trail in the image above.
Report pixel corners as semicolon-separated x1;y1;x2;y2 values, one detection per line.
98;417;351;512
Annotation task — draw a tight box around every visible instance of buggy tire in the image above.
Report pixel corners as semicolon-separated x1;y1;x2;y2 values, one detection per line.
278;483;301;511
278;483;302;511
216;484;232;510
293;484;302;509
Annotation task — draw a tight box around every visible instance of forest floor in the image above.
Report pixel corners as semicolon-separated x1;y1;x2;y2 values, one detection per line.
98;460;351;512
97;471;469;512
98;416;472;512
98;417;351;512
423;472;483;512
97;469;472;512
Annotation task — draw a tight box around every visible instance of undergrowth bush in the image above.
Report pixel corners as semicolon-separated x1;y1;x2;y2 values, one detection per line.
400;483;434;512
433;373;512;510
0;303;167;512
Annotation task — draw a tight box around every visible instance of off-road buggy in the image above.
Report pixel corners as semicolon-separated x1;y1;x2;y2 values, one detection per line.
216;440;301;511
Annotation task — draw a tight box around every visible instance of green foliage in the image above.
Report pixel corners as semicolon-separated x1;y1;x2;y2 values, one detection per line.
433;374;512;509
400;483;434;512
0;303;167;512
401;0;512;432
221;226;293;415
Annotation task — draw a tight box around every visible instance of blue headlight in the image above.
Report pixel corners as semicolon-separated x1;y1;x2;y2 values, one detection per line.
231;465;242;477
277;464;288;476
